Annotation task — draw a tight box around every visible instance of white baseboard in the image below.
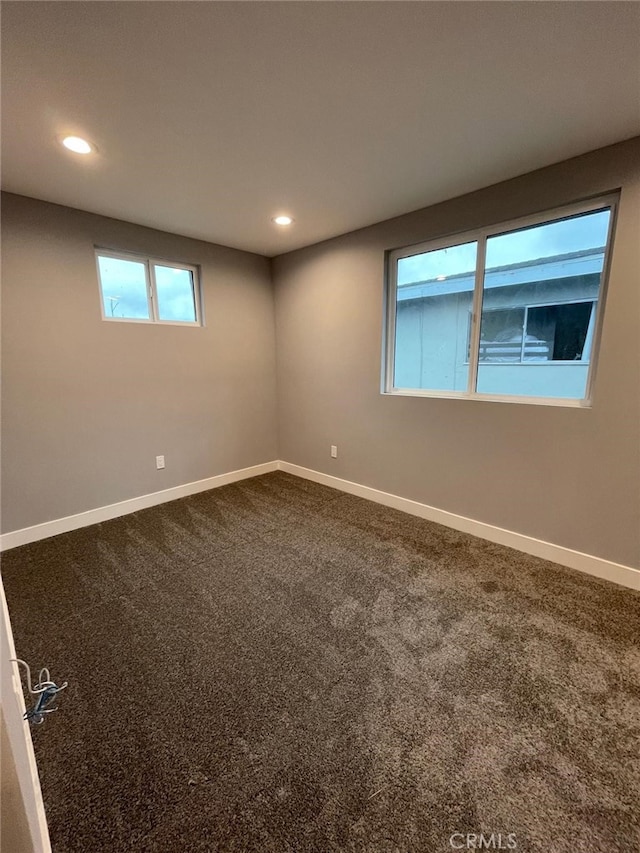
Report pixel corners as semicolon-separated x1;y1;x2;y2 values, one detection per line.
2;459;638;591
0;461;279;552
278;461;640;591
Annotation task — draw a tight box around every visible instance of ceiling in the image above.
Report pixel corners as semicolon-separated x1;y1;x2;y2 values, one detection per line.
2;2;639;257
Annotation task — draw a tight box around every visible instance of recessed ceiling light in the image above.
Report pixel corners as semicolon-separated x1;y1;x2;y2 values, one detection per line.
62;136;93;154
272;215;293;226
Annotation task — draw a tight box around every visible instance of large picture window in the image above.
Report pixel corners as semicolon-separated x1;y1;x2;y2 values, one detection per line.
384;195;617;405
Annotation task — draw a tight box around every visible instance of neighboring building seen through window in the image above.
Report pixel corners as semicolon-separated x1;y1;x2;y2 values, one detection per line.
472;301;596;364
386;197;616;404
96;250;201;325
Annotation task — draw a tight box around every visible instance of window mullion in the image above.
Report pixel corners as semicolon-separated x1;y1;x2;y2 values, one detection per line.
147;261;158;322
520;305;529;363
467;237;486;395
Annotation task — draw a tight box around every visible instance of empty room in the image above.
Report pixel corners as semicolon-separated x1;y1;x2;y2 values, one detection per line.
1;2;639;852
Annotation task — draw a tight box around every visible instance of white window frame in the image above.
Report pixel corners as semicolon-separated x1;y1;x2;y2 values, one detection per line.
382;193;619;408
95;248;203;326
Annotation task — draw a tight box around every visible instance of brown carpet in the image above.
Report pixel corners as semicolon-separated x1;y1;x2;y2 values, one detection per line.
2;471;639;852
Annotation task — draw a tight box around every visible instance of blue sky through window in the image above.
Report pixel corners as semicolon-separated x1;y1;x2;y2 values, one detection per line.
98;256;150;319
97;255;198;323
154;265;196;322
397;209;611;286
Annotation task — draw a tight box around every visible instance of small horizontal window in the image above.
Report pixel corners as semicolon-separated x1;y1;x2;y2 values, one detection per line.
384;195;618;406
96;250;202;325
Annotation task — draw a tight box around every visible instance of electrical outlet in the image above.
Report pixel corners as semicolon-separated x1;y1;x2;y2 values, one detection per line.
330;445;338;458
156;455;165;470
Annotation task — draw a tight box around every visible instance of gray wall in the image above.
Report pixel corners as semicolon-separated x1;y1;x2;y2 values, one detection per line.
1;193;278;533
273;137;640;568
3;139;639;567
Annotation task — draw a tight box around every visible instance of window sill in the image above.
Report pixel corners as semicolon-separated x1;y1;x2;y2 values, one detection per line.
462;361;591;367
382;389;591;408
101;317;202;327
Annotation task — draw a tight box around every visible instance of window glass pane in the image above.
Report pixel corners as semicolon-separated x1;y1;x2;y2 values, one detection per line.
154;265;197;323
526;302;593;361
98;256;150;320
394;241;477;391
477;308;526;362
476;208;610;399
